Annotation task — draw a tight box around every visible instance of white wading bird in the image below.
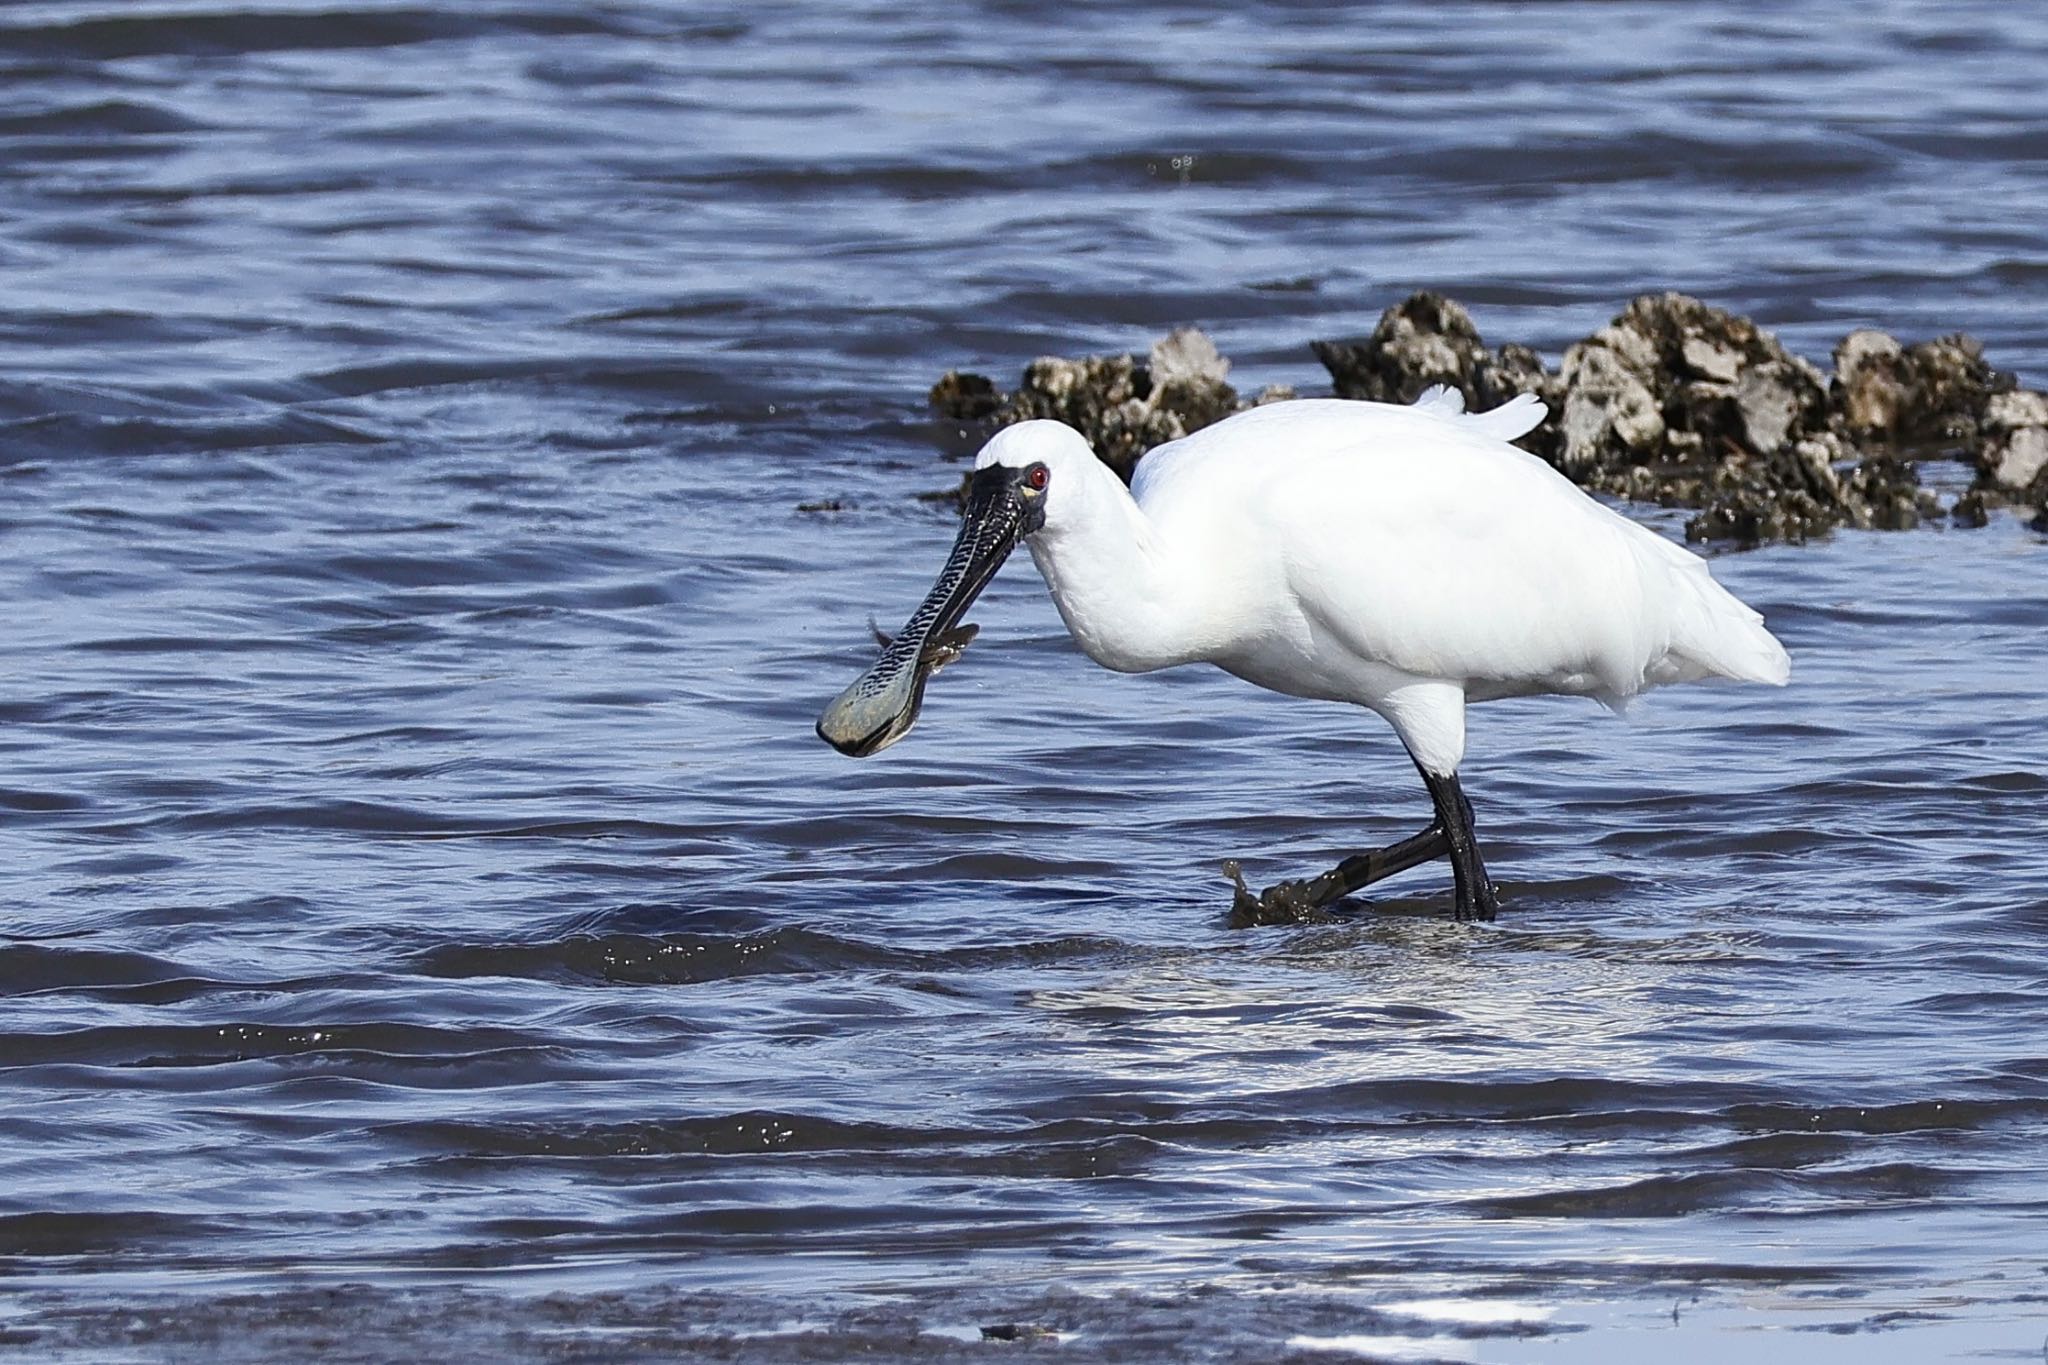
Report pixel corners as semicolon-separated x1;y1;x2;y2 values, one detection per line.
818;390;1789;923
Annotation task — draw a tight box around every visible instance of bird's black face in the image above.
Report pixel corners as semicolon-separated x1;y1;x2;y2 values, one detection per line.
817;461;1048;757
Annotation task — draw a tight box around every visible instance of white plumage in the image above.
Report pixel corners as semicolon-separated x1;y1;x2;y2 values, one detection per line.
822;388;1789;921
981;393;1788;782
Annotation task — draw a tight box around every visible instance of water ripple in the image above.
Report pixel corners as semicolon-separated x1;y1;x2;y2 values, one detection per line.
0;0;2045;1358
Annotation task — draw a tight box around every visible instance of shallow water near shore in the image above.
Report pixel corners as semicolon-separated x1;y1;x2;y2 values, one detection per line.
3;1;2047;1360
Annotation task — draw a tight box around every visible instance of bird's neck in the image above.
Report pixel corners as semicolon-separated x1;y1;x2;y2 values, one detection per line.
1022;465;1202;674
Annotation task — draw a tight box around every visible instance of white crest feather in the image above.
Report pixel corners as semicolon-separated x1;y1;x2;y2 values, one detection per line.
1410;384;1467;417
1409;386;1547;442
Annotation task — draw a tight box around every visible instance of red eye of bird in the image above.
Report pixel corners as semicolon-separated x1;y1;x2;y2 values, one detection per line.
1026;464;1049;491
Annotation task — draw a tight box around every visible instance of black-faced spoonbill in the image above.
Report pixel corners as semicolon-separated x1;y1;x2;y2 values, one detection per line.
818;390;1790;922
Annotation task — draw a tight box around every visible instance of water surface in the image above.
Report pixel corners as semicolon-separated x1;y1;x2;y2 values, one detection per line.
2;2;2046;1359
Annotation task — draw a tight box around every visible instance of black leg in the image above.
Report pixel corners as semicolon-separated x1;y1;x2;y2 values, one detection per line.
1225;761;1499;927
1303;824;1451;904
1226;823;1451;927
1418;766;1498;922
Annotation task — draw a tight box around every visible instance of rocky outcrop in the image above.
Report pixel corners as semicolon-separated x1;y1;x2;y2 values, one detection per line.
931;294;2045;546
1309;292;1541;411
1308;292;2040;543
1979;389;2048;493
932;327;1288;484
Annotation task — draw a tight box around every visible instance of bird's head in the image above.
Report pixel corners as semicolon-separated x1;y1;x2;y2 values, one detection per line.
816;420;1093;757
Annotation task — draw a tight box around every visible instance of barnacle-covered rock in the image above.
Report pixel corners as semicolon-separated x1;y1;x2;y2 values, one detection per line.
1830;328;2047;516
1555;340;1663;475
929;370;1001;423
1831;328;2014;449
1319;291;1898;545
1833;329;1914;438
1979;388;2048;491
1311;291;1548;415
930;294;2039;545
1571;292;1829;464
928;326;1244;484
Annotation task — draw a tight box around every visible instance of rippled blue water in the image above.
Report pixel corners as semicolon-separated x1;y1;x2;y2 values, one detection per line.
2;2;2046;1359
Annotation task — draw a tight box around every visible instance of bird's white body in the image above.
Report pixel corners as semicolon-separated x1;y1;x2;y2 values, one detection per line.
975;394;1789;778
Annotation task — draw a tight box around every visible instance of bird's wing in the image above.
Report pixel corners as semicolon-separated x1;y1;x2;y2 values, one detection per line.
1242;405;1760;699
1139;394;1547;511
1132;398;1784;706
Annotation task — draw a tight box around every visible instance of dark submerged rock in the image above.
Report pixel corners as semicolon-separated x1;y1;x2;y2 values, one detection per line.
2027;467;2048;534
928;369;1001;423
1950;486;1992;529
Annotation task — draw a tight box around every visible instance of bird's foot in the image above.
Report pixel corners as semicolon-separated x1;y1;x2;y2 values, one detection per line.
1451;876;1502;923
1224;861;1339;929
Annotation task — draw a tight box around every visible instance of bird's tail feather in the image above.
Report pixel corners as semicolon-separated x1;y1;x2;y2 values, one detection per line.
1662;557;1791;686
